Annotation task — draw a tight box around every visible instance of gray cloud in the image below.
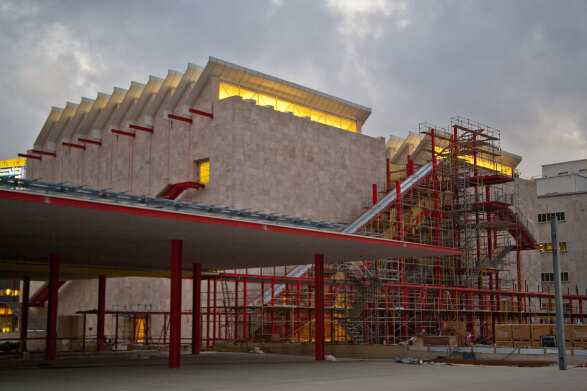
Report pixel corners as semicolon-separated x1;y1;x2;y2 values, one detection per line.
0;0;585;177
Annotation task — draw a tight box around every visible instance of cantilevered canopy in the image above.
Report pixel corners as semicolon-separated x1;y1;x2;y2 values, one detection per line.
0;188;459;279
195;57;372;127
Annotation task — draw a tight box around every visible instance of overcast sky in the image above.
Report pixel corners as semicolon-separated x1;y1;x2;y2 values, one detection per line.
1;0;586;177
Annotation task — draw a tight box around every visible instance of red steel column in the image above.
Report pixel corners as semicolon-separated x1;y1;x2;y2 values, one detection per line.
192;263;202;355
372;183;378;205
97;274;106;352
169;240;183;368
314;254;325;361
46;253;60;361
20;276;30;353
242;275;248;341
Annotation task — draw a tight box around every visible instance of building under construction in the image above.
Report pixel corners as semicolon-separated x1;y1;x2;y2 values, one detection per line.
1;57;586;367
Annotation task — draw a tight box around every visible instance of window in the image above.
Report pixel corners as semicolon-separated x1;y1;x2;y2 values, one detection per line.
195;159;210;185
537;212;565;223
540;272;568;283
538;242;568;253
541;272;553;282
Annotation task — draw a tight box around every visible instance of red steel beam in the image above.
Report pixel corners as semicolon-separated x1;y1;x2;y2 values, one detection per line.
18;153;41;160
31;149;57;157
46;253;60;360
20;276;30;353
169;240;183;368
129;124;154;133
192;263;202;355
168;113;193;124
97;275;106;352
189;108;214;119
314;254;325;361
62;141;86;150
111;129;136;138
78;137;102;146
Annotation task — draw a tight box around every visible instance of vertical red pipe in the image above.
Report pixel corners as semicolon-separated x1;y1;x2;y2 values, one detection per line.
243;276;248;341
314;254;325;361
46;253;60;361
206;278;211;348
486;186;492;260
372;183;378;205
169;239;183;368
395;181;403;240
192;263;202;354
97;274;106;352
516;250;523;291
20;276;30;353
386;158;391;192
213;277;217;345
407;155;414;176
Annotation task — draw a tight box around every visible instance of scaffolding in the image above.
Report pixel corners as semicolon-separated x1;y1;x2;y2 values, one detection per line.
203;117;586;347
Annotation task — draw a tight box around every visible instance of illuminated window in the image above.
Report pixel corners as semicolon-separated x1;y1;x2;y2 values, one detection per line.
134;317;145;344
538;242;567;253
0;288;19;297
218;81;358;133
196;159;210;185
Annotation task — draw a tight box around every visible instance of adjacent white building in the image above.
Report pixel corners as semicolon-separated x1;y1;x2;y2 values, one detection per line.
518;159;587;306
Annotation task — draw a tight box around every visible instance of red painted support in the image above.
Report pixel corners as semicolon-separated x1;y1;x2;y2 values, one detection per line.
486;186;493;260
62;141;86;150
169;240;183;368
97;275;106;352
111;128;136;138
213;277;217;345
46;253;60;360
372;183;378;205
243;274;248;341
18;153;41;160
189;108;214;119
314;254;325;361
386;158;391;192
20;276;30;353
407;155;415;176
192;263;202;354
31;149;57;157
168;113;193;124
129;124;154;133
78;137;102;146
516;250;523;291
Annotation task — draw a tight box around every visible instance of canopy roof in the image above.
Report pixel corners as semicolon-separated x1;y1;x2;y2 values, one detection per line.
0;182;459;280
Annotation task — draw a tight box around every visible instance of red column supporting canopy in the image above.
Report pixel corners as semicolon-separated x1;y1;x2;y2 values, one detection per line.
97;274;106;352
314;254;325;361
46;253;60;360
169;240;183;368
192;263;202;355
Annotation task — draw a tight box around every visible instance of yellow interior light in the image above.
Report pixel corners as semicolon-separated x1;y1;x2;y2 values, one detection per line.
198;160;210;185
218;81;358;133
434;146;512;176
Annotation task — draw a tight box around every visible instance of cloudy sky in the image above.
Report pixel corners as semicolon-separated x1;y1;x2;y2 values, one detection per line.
1;0;586;177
